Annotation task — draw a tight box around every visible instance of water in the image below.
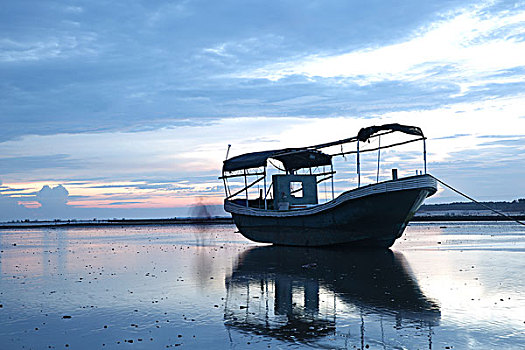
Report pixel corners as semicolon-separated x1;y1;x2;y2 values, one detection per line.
0;222;524;349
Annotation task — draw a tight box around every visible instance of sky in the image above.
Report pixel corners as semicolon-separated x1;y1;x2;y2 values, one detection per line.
1;0;524;221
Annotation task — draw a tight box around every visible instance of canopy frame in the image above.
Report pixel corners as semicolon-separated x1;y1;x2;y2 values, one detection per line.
221;123;427;205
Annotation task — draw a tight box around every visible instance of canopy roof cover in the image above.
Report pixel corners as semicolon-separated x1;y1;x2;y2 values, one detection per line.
223;123;423;172
223;149;332;172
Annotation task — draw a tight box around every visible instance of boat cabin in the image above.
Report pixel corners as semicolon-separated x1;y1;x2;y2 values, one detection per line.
273;174;318;210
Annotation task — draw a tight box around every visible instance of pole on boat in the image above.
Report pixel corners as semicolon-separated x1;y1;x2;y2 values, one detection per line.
225;144;231;160
423;138;427;174
330;163;334;200
376;135;381;183
263;166;267;210
244;169;248;207
357;140;361;187
223;144;232;197
222;177;229;197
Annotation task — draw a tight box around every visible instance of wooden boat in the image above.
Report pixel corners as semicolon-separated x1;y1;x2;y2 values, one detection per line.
220;123;437;247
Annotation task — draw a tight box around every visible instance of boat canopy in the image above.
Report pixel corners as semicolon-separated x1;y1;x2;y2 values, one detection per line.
222;123;424;172
223;149;332;172
223;150;280;172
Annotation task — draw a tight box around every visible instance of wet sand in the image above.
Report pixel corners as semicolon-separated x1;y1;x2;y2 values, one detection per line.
0;222;524;349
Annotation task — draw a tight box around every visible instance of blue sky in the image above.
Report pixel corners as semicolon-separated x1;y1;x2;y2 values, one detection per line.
1;0;524;220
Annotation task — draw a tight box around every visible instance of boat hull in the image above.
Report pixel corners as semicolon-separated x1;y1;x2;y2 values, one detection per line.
225;175;437;248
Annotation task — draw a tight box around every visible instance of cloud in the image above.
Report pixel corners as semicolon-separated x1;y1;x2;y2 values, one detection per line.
0;0;497;143
0;34;99;63
238;1;525;94
0;154;80;175
0;184;72;221
0;180;30;220
36;184;69;207
0;195;28;220
107;201;143;206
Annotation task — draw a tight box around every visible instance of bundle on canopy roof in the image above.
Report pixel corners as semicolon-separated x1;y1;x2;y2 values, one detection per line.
223;149;332;172
357;123;424;142
272;149;332;172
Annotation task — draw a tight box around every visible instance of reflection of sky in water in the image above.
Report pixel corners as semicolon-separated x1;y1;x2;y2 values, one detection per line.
0;222;524;349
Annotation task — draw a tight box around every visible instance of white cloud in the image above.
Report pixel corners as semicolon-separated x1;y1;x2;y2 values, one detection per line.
239;1;525;94
0;33;99;62
36;184;69;207
63;6;84;14
0;93;523;187
146;1;191;26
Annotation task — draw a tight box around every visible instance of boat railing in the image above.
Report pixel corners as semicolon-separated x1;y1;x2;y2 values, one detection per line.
221;123;428;209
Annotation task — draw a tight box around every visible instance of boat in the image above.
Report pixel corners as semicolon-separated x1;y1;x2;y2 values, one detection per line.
220;123;437;247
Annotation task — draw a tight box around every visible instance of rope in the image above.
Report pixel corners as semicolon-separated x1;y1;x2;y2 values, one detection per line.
430;175;525;226
268;160;286;172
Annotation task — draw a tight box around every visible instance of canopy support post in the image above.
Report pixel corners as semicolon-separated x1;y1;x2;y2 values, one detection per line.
330;163;334;200
357;140;361;187
263;167;267;210
222;176;228;197
244;169;248;207
221;167;228;197
423;138;427;174
225;144;231;160
376;136;381;183
223;144;232;198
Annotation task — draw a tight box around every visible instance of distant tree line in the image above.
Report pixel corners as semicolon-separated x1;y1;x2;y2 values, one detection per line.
420;198;525;212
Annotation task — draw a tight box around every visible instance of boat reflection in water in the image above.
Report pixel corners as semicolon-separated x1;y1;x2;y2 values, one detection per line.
224;246;440;348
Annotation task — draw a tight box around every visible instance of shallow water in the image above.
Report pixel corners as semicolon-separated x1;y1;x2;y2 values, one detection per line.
0;222;524;349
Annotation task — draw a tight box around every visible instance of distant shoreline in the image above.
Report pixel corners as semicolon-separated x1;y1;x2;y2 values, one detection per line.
1;215;524;229
411;215;525;222
0;217;234;229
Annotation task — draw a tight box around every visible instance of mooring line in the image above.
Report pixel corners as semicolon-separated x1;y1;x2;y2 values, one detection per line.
430;175;525;226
